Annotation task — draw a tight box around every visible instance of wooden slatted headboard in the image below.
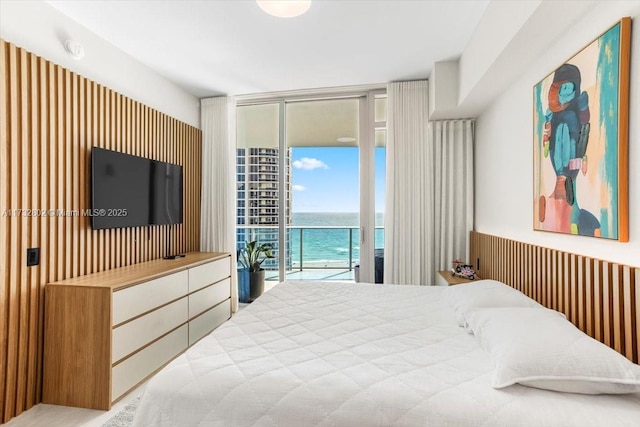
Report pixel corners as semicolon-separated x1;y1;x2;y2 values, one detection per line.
470;231;639;364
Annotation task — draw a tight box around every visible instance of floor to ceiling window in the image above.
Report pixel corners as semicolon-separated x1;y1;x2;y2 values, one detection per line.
236;103;290;276
374;93;387;282
286;98;360;281
236;89;386;284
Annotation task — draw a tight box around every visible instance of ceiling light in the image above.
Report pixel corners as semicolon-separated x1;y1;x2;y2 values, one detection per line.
256;0;311;18
64;40;85;60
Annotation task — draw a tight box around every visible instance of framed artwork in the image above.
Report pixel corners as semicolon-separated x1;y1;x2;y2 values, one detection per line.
533;17;631;241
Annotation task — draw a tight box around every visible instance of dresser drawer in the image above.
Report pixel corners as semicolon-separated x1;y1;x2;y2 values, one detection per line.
188;278;231;319
188;299;230;346
112;324;188;402
188;257;230;293
112;297;188;363
113;270;188;325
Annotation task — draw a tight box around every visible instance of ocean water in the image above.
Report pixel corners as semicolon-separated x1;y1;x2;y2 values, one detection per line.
290;212;384;267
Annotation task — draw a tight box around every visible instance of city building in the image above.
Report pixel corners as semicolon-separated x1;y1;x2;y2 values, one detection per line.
236;147;292;269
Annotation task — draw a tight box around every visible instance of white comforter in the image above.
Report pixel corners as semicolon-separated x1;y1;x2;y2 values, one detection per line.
133;281;640;426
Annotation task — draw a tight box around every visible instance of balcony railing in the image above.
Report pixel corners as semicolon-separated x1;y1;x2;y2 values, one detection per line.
236;225;384;271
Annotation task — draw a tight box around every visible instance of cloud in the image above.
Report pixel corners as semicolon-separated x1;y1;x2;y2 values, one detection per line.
292;157;328;170
292;184;306;191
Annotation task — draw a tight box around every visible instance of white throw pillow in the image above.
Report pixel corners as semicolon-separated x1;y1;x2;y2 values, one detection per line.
465;307;640;394
443;279;542;328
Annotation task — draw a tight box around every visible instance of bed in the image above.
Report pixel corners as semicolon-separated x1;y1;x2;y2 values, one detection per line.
133;280;640;426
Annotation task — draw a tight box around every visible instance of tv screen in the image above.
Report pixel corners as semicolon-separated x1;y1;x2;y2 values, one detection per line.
91;147;183;229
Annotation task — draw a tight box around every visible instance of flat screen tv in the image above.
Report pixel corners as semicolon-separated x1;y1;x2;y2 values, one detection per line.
91;147;183;230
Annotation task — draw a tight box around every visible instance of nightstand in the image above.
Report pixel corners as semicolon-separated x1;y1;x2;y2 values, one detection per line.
436;270;480;286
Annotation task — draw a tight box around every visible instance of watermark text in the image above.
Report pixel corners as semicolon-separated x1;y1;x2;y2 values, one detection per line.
1;208;128;217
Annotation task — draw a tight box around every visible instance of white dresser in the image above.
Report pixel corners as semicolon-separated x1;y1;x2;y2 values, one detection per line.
43;252;231;410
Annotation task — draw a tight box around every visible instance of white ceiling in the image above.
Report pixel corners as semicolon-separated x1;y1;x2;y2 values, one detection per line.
45;0;490;99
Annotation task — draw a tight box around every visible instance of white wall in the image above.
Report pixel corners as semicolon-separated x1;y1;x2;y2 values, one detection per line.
458;0;541;104
0;0;200;128
475;1;640;267
429;60;459;120
435;1;596;120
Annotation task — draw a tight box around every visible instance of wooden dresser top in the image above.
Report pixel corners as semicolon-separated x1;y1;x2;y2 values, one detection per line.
47;252;230;290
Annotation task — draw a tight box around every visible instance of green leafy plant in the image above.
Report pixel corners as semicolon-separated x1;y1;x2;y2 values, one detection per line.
238;240;275;273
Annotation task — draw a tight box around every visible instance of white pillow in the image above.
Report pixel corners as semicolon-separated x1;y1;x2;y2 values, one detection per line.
443;279;543;328
465;307;640;394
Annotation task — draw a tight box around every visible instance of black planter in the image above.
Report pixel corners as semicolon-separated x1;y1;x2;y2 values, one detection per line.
249;269;265;302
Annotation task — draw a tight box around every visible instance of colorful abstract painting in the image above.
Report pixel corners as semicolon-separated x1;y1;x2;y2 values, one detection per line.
533;18;630;241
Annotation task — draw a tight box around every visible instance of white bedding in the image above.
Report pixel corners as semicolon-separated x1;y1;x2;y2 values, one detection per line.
133;281;640;426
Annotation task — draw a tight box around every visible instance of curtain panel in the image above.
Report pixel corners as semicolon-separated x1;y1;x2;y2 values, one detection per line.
200;96;239;311
384;80;433;285
432;120;474;274
384;80;474;285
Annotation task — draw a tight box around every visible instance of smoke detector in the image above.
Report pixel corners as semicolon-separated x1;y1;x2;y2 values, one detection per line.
64;40;85;60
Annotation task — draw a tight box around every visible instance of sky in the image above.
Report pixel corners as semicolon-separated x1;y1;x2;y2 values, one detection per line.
291;147;386;213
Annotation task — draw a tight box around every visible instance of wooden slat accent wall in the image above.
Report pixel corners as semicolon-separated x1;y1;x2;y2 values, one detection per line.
0;39;202;422
470;231;639;364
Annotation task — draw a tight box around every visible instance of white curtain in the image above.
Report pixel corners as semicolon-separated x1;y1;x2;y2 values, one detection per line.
384;80;433;285
432;120;474;274
384;80;474;285
200;96;238;312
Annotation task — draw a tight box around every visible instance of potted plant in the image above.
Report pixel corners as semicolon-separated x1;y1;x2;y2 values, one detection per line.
238;240;274;302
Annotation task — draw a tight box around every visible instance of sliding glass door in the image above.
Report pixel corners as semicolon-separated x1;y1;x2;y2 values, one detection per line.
236;89;385;284
236;103;287;281
374;93;387;283
286;98;360;281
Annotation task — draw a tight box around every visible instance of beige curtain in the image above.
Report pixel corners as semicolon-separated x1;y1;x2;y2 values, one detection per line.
384;80;433;285
200;96;238;311
432;120;474;274
384;80;474;285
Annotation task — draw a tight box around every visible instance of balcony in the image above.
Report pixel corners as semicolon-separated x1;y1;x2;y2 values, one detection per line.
236;225;384;282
